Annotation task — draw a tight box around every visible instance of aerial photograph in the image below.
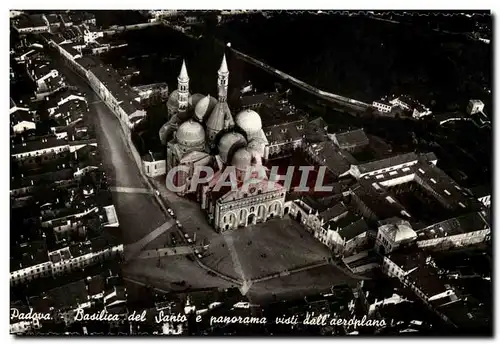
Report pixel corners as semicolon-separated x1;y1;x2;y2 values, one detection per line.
9;9;492;336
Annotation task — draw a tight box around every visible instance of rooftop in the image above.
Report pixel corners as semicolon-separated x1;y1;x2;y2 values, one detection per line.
332;128;370;149
355;152;419;175
306;141;354;177
11;136;68;156
263;119;306;144
416;211;490;241
46;279;88;310
89;65;142;115
387;251;453;298
469;184;491;199
319;202;348;223
10;240;48;271
337;217;369;241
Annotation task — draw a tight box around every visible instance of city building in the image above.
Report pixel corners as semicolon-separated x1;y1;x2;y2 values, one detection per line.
382;251;460;327
372;100;393;113
466;99;485;115
331;128;369;153
375;217;417;254
11;14;50;34
389;95;432;118
10;103;36;134
415;211;490;250
264;119;305;159
469;184;490;207
25;52;66;99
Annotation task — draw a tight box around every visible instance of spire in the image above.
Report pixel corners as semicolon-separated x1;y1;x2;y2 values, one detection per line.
177;59;190;115
217;54;229;102
218;54;228;74
179;59;189;81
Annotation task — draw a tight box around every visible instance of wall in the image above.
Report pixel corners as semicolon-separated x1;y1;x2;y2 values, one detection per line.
144;159;166;177
417;229;490;250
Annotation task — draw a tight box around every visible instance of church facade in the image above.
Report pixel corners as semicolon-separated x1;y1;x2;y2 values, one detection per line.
159;54;283;232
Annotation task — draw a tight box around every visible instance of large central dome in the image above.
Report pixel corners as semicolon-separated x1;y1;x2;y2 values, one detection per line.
235;109;262;136
176;120;205;147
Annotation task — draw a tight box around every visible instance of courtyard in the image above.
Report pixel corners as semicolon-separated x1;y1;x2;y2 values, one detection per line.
203;216;333;281
132;175;362;301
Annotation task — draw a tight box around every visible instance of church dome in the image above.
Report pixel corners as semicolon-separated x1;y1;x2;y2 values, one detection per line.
167;89;192;111
235;109;262;136
189;93;205;108
218;132;247;163
207;102;234;133
247;140;265;164
176;120;205;147
231;147;252;171
194;95;217;122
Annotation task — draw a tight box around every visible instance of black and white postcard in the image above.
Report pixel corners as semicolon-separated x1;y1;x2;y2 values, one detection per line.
9;9;493;336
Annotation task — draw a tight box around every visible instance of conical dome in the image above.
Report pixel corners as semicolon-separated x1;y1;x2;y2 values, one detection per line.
206;102;233;134
219;54;229;74
194;95;217;122
178;59;189;81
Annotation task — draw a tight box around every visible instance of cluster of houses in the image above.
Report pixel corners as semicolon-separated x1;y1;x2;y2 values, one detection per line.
10;34;126;334
371;94;433;118
277;124;491;329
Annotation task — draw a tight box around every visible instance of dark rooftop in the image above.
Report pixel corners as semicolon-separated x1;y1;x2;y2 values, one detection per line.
333;128;370;149
355;152;419;175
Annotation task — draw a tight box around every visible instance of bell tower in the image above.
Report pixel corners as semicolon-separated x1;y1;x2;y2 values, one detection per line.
177;59;189;115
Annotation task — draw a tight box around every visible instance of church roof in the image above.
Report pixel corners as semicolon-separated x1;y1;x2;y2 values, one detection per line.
176;120;205;147
235;109;262;135
206;101;233;133
231;147;252;170
190;93;205;109
218;54;228;74
167;89;192;110
218;174;284;204
179;59;189;81
180;150;211;165
194;94;217;122
218;132;246;163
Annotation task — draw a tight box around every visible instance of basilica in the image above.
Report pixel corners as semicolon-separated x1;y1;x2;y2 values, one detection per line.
159;54;286;232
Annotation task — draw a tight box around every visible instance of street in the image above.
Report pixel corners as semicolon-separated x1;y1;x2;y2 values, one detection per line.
53;56;237;291
54;58;168;245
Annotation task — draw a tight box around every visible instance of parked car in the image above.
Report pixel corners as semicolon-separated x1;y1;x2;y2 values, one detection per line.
176;220;182;228
167;208;175;216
